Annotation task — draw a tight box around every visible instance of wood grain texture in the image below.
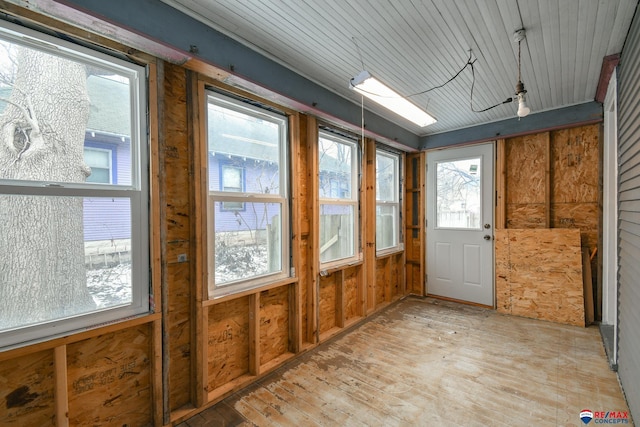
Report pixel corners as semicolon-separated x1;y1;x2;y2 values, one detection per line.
67;325;152;426
259;286;290;366
207;297;250;391
318;274;337;334
495;229;585;326
0;350;55;426
191;298;628;426
343;266;359;321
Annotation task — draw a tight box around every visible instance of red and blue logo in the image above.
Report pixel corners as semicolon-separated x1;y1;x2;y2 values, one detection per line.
580;409;630;424
581;409;594;425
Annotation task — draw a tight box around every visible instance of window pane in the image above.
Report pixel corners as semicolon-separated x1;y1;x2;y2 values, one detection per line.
376;204;398;250
436;158;481;229
376;152;397;202
319;135;354;199
0;39;133;186
213;201;282;286
320;204;354;263
208;98;282;195
0;194;132;331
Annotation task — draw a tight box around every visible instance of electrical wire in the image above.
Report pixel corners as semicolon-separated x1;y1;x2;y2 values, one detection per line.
469;61;513;112
407;51;475;97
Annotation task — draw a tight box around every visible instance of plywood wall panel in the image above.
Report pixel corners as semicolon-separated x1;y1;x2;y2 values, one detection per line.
207;297;250;391
319;274;337;334
67;326;152;426
495;229;585;326
552;126;599;204
407;263;422;294
0;350;54;425
391;254;402;297
167;261;191;410
259;286;290;366
553;202;599;248
343;266;359;321
375;258;388;306
506;134;547;204
506;204;547;228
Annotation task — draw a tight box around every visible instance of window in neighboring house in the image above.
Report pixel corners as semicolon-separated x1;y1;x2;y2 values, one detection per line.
0;20;149;350
221;164;244;211
84;147;113;184
207;91;289;297
319;130;359;266
376;149;402;252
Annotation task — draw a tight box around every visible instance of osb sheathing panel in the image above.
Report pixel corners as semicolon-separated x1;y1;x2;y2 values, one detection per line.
391;254;402;297
0;350;54;425
375;258;388;305
552;126;599;204
408;264;422;294
553;203;599;249
163;63;192;410
260;286;289;366
506;204;547;228
343;266;359;321
495;229;585;326
208;297;250;391
319;274;337;334
168;261;191;409
506;134;547;205
67;325;152;426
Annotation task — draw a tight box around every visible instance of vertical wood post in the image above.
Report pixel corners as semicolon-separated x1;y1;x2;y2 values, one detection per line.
496;139;507;229
364;138;377;313
54;345;69;427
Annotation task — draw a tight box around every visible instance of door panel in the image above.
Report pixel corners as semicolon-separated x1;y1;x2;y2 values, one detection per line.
427;143;494;306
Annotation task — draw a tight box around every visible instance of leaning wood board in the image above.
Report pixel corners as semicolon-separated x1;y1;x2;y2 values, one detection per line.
495;228;585;326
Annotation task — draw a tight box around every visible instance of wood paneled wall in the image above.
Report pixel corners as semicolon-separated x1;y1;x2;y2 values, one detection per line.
0;4;415;423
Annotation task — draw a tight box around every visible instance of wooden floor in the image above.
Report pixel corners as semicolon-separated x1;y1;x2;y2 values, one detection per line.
179;297;633;427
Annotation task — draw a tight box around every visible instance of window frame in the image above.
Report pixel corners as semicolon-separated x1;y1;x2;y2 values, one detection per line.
0;19;149;350
318;130;361;268
206;91;290;298
375;148;403;254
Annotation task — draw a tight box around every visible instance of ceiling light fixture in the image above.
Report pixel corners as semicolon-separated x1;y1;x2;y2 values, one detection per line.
513;29;530;118
350;70;437;127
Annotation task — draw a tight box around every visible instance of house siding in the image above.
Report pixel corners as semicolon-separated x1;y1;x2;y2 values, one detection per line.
616;3;640;422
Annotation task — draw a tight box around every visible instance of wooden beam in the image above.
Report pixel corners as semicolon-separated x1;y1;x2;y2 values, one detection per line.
496;139;507;229
595;54;621;103
249;293;260;376
288;112;303;353
364;138;377;314
54;345;69;427
544;132;552;228
307;116;319;344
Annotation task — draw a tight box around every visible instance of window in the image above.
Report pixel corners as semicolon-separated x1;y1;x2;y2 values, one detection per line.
207;92;289;297
84;147;113;184
319;131;359;265
220;164;244;211
0;20;149;350
376;149;401;252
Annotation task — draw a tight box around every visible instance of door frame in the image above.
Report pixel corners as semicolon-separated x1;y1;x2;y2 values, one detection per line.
425;142;495;307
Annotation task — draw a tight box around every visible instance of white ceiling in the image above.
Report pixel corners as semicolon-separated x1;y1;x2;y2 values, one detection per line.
161;0;637;136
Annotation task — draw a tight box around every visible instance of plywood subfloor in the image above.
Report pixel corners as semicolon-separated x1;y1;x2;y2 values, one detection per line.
179;297;632;427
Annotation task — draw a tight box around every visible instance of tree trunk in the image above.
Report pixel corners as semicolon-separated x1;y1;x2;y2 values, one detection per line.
0;47;94;329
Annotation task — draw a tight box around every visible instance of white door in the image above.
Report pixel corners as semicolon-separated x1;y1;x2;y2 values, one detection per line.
426;143;494;306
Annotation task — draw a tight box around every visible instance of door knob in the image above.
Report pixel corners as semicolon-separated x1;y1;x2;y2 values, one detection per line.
484;235;492;241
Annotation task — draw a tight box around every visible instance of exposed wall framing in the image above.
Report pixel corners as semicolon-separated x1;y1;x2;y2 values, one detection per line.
495;124;601;326
405;152;425;296
0;4;414;426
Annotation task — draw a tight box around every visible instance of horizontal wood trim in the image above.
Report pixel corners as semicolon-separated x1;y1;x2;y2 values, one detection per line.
205;277;299;306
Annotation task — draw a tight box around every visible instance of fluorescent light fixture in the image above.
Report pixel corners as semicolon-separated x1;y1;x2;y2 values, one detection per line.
350;71;437;127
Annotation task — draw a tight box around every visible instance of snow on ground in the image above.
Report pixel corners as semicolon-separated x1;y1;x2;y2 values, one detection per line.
87;263;132;308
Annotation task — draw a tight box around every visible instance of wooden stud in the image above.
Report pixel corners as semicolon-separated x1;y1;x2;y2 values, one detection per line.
189;72;207;408
336;270;345;328
496;139;507;229
364;138;377;314
249;293;260;376
307;116;320;344
289;112;303;353
54;345;69;427
544;132;552;228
